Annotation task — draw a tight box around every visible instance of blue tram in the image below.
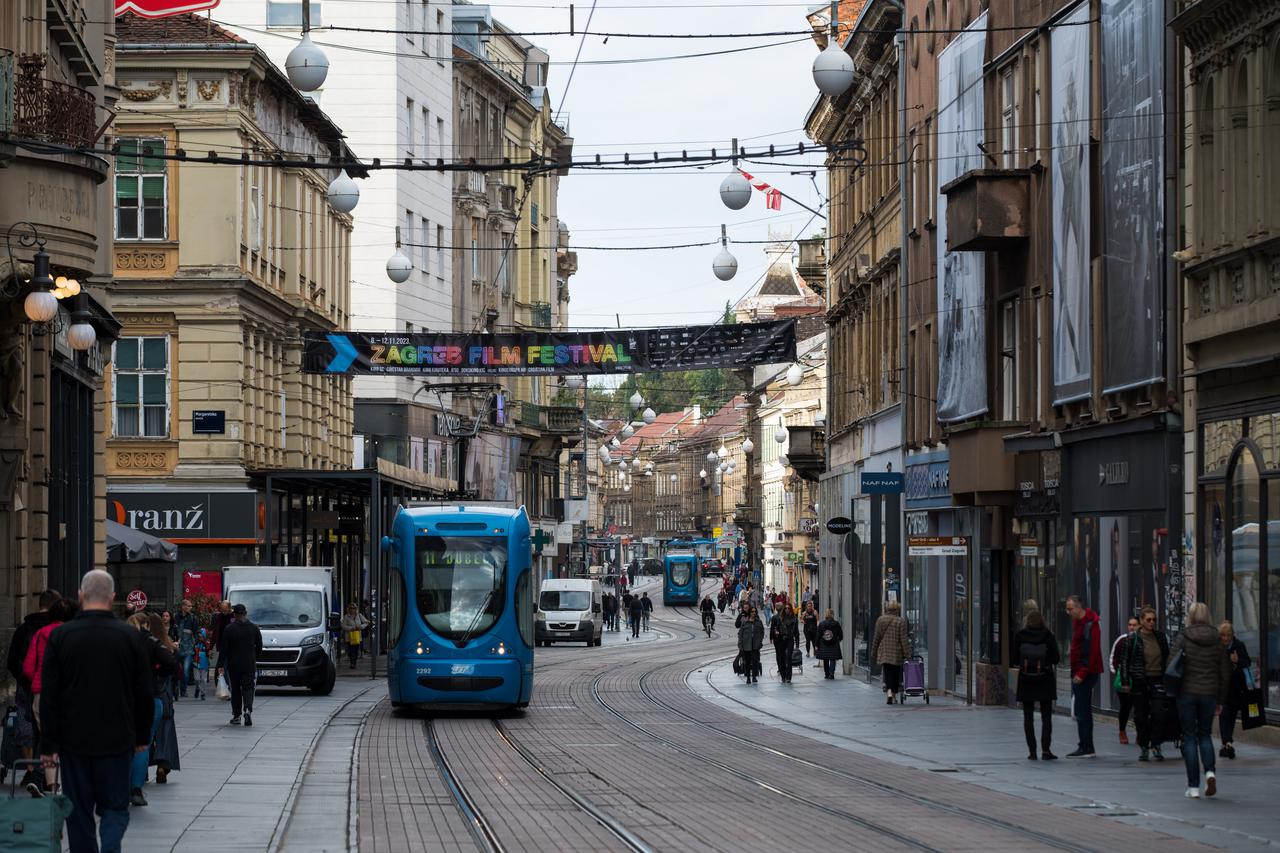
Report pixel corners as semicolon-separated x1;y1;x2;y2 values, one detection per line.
381;504;534;710
662;550;700;606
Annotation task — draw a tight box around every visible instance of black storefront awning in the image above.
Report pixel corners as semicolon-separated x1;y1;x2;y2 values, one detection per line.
106;520;177;563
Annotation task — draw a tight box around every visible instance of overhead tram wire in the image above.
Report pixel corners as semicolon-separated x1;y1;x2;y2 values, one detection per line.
554;0;597;127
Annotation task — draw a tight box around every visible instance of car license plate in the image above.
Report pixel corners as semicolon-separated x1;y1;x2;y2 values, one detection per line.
450;664;475;675
259;669;288;677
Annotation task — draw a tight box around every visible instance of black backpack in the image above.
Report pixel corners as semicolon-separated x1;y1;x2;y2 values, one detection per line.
1020;640;1049;676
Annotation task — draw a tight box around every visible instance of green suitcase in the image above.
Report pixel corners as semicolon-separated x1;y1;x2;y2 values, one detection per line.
0;760;73;852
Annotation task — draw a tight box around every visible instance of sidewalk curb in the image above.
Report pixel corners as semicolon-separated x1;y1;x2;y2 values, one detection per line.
266;682;382;853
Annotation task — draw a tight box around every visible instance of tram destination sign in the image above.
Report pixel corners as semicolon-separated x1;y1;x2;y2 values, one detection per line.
302;320;797;376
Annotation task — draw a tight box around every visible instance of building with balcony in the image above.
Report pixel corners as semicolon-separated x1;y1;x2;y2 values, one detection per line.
103;14;357;605
0;0;121;650
451;6;576;575
1173;0;1280;720
805;0;904;676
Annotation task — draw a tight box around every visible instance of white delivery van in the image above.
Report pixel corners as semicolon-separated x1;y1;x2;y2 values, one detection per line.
535;578;603;647
223;566;338;695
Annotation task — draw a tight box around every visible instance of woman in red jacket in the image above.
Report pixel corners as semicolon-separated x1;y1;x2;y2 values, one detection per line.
22;597;77;795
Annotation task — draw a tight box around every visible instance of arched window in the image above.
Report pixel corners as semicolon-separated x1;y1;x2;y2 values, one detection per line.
1268;38;1280;229
1227;445;1262;667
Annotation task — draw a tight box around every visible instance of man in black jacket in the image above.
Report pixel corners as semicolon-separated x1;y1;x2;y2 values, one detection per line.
221;603;263;727
40;570;151;853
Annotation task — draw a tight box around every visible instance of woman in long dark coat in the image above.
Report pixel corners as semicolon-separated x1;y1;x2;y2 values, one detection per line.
146;612;183;785
1013;609;1060;761
815;609;843;680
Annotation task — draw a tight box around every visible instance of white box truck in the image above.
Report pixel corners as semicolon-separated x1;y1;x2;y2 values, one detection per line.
222;566;338;695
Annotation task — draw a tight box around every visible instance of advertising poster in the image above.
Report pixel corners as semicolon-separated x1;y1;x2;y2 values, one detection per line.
1100;0;1165;393
935;14;988;423
1050;4;1091;404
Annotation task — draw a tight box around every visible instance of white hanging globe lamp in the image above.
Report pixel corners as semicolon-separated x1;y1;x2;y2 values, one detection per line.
719;171;751;211
565;374;585;390
774;424;788;444
326;170;359;213
620;423;635;440
642;407;656;425
629;390;644;409
741;437;754;454
717;443;729;459
785;363;804;386
386;248;412;283
286;33;329;92
812;43;854;98
699;468;708;479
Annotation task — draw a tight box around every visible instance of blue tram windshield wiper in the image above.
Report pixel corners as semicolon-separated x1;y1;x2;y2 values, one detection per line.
455;589;494;647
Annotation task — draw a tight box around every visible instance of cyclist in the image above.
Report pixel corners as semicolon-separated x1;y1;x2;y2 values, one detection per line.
700;595;716;635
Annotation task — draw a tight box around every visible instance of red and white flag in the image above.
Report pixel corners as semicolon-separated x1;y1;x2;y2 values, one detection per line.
738;169;783;211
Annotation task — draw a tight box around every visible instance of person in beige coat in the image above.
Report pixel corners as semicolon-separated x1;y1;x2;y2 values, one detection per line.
871;601;911;704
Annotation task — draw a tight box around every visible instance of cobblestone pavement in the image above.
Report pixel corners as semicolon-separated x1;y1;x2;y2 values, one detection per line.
357;580;1223;852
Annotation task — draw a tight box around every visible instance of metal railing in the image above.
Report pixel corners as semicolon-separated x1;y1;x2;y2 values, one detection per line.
9;54;96;148
529;301;552;328
0;50;13;135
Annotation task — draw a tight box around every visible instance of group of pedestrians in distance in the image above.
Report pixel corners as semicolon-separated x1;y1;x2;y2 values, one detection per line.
730;586;842;684
1015;594;1243;800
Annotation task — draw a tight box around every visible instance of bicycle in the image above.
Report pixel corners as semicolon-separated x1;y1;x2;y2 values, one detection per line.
702;610;715;637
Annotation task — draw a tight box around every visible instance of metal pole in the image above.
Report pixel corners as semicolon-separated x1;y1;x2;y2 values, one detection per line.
264;475;274;565
370;473;381;680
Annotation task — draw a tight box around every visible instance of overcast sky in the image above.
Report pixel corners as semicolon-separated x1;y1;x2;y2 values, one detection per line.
488;1;828;331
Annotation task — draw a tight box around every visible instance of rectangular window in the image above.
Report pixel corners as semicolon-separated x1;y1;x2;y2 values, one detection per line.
403;209;415;272
115;137;167;240
422;106;430;156
1001;64;1017;168
421;0;430;54
114;336;169;437
405;98;415;156
908;128;918;230
1033;292;1044;422
436;9;445;58
1000;300;1018;421
420;216;430;275
1031;43;1043;159
438;117;446;157
405;0;414;42
266;0;322;26
436;224;444;276
471;217;481;280
923;116;935;223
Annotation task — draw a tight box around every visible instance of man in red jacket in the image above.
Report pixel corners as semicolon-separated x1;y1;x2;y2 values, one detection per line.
1065;595;1104;757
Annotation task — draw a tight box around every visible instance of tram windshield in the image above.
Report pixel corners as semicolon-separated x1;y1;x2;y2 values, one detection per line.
669;563;692;586
415;535;506;642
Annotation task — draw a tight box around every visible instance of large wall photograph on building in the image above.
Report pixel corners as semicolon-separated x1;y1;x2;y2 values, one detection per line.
1050;3;1091;404
935;13;988;423
1101;0;1165;393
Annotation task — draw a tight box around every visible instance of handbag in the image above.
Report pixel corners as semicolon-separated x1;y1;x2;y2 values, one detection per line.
1241;668;1267;729
732;653;743;675
346;629;363;646
215;673;231;701
1163;649;1185;697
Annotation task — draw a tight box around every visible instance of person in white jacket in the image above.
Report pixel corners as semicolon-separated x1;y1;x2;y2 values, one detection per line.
1110;615;1139;745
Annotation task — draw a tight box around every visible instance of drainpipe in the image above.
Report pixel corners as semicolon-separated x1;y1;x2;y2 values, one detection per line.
887;0;908;631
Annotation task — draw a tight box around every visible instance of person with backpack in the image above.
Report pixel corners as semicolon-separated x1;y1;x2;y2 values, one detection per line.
735;605;765;684
640;592;653;632
1120;606;1170;762
1014;609;1060;760
770;603;799;683
21;597;77;795
1217;620;1251;760
1110;615;1140;745
870;601;911;704
802;603;819;657
1064;595;1103;757
815;609;843;679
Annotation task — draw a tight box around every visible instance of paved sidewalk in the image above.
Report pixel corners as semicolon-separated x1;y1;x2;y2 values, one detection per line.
118;677;382;853
691;654;1280;849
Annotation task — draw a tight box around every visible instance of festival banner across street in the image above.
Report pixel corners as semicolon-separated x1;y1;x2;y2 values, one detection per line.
302;320;797;376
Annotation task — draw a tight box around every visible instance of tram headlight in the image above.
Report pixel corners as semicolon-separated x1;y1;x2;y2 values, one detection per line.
300;633;324;647
415;642;426;655
491;642;507;656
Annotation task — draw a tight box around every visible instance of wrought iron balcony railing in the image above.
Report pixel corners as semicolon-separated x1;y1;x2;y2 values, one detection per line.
6;54;96;148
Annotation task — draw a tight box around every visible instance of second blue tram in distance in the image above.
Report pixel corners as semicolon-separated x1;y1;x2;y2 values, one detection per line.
662;550;700;606
382;504;534;711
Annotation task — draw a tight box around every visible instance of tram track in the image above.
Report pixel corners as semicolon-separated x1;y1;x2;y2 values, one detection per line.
635;663;1098;853
585;667;943;852
424;719;506;853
